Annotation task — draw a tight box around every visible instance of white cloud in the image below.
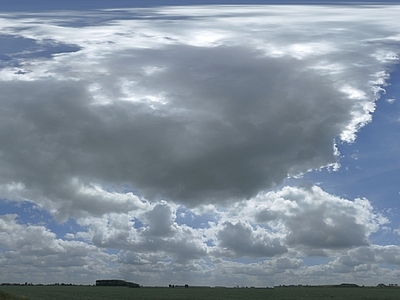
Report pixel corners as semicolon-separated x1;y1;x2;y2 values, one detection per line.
0;184;392;285
251;186;387;251
0;214;111;284
386;97;396;104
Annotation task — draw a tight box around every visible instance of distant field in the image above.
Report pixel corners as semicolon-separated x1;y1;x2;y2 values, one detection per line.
1;285;400;300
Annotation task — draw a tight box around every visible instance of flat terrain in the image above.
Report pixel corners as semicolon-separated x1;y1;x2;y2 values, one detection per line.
2;285;400;300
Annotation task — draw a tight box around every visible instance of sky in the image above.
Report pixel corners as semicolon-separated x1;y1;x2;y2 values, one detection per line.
0;0;400;287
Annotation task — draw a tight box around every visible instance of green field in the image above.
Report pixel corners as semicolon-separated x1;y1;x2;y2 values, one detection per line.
1;285;400;300
0;290;28;300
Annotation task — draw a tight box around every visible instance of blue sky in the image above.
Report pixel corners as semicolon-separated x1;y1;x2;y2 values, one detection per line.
1;0;400;287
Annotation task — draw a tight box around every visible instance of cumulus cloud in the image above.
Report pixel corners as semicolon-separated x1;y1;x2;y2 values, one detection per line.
217;221;287;257
0;184;392;285
0;214;110;283
143;202;176;238
69;185;385;269
250;186;387;252
0;5;399;216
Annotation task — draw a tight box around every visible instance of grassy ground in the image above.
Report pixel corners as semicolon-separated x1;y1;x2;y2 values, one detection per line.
0;290;30;300
1;285;400;300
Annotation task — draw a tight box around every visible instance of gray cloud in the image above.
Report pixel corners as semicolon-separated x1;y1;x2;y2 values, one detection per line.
285;206;368;249
217;221;287;257
143;202;176;237
0;6;399;217
0;46;349;210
